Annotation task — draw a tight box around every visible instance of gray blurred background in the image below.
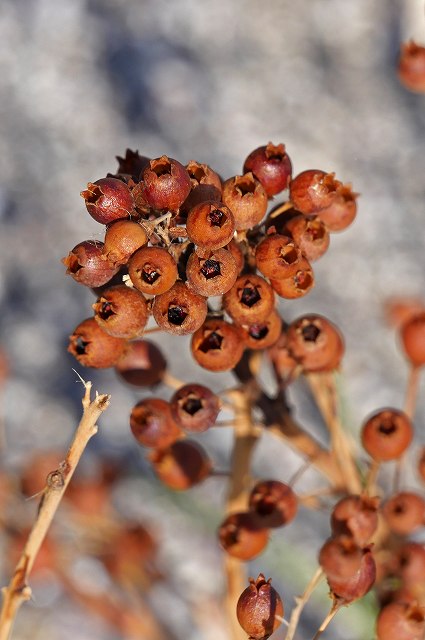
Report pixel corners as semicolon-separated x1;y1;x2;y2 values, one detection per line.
0;0;425;638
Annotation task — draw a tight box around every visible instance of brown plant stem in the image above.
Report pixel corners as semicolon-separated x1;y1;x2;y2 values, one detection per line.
306;372;361;494
285;567;324;640
0;381;110;640
312;600;342;639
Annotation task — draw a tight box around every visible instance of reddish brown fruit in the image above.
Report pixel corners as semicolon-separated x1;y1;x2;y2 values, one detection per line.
128;246;178;296
180;160;222;215
186;201;236;251
316;184;358;232
218;512;269;560
289;170;341;215
241;311;282;351
255;233;302;280
384;297;425;330
103;219;148;266
396;542;425;588
170;383;220;432
103;522;157;583
286;314;344;372
149;440;212;490
331;494;380;546
68;317;127;368
191;319;244;371
398;41;425;93
130;398;181;449
223;274;275;325
400;312;425;366
270;256;315;299
283;214;330;261
382;492;425;535
361;409;413;462
81;177;135;224
221;173;268;230
186;248;238;296
243;142;292;196
249;480;298;528
62;240;119;288
237;574;284;640
142;155;191;212
93;285;149;339
377;602;425;640
115;339;166;387
152;281;207;335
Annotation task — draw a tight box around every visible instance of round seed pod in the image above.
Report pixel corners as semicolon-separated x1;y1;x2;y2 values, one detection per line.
241;311;282;351
186;200;235;251
170;383;220;432
103;219;148;266
130;398;181;449
68;317;127;368
398;41;425;93
243;142;292;197
218;512;269;560
223;274;275;325
221;173;268;230
128;246;178;296
152;281;207;335
186;248;238;296
377;602;425;640
283;214;330;260
331;494;380;546
191;318;245;371
384;297;425;330
255;233;302;280
180;160;222;216
270;257;314;299
382;492;425;536
400;312;425;367
249;480;298;528
93;285;148;339
290;170;342;215
316;185;358;232
237;574;284;640
62;240;119;288
141;155;191;212
81;177;135;224
115;339;166;387
149;440;212;490
286;314;344;372
396;542;425;588
361;409;413;462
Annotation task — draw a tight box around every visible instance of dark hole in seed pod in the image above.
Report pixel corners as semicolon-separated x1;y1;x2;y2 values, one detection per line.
308;222;325;241
409;609;425;623
200;259;221;280
240;285;261;308
280;245;298;264
142;265;160;284
255;496;276;516
85;186;102;204
182;397;203;415
168;305;187;326
236;178;256;196
223;524;239;546
208;208;226;227
151;159;171;177
199;331;223;353
67;255;82;274
75;336;89;355
249;324;269;340
188;165;206;183
301;324;320;342
98;301;115;320
393;502;405;515
377;420;397;436
295;271;313;290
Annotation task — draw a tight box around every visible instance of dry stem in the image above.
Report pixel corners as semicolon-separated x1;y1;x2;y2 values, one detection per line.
0;381;110;640
312;600;342;639
285;567;324;640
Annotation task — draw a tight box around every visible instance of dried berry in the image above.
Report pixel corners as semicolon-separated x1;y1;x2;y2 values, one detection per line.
249;480;298;528
331;494;379;546
286;314;344;372
93;285;148;339
289;170;341;215
382;492;425;535
241;311;282;351
243;142;292;196
142;155;191;212
270;256;314;299
237;574;284;640
221;173;268;230
191;318;244;371
223;274;275;325
130;398;181;449
81;177;134;224
128;246;178;296
396;542;425;588
115;339;166;386
398;41;425;93
152;281;207;335
361;408;413;462
180;160;222;215
218;512;269;560
255;233;302;280
316;184;358;232
103;219;148;266
68;317;128;368
400;312;425;367
377;602;425;640
186;247;238;296
186;201;236;251
170;383;220;432
62;240;119;288
283;214;330;261
149;440;212;490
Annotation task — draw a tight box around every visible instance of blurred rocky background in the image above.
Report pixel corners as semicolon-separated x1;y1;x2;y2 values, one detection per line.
0;0;424;638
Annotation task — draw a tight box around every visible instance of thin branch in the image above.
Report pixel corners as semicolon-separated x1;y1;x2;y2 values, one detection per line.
312;600;342;640
285;567;324;640
0;381;110;640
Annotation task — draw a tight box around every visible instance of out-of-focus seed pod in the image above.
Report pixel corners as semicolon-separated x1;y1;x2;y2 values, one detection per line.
377;602;425;640
286;314;344;372
382;492;425;536
290;170;342;215
400;312;425;367
237;574;284;640
331;494;379;546
361;409;413;462
115;340;166;387
396;542;425;589
398;41;425;93
218;512;269;560
170;383;220;432
130;398;181;448
68;317;128;368
249;480;298;528
149;440;212;490
241;311;282;351
315;184;358;232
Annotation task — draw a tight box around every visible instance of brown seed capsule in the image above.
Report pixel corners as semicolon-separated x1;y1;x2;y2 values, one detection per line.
152;281;207;335
103;522;157;583
223;274;275;325
241;311;282;351
331;494;380;546
221;173;268;230
249;480;298;528
115;148;151;180
68;317;127;368
286;314;344;372
186;248;238;296
81;177;135;224
382;492;425;536
290;170;342;215
62;240;119;288
191;318;245;371
270;256;315;299
180;160;222;216
400;312;425;367
128;246;179;296
283;214;330;261
93;285;149;339
396;542;425;588
237;574;284;640
398;41;425;93
384;297;425;330
218;512;269;560
103;219;148;266
149;440;212;490
130;398;181;448
186;200;236;251
361;409;413;462
255;233;302;280
170;383;220;432
142;155;191;212
115;339;167;387
377;602;425;640
243;142;293;197
316;184;358;232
